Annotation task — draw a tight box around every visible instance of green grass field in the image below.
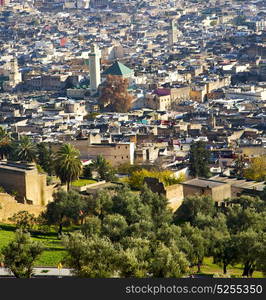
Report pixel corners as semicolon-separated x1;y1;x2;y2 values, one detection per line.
0;223;66;267
71;179;96;187
190;257;263;278
0;223;264;276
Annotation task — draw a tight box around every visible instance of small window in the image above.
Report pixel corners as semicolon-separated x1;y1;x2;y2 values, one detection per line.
126;156;129;158
122;156;124;159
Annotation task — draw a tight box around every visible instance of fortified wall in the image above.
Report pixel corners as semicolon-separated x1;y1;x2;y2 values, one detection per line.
0;193;45;222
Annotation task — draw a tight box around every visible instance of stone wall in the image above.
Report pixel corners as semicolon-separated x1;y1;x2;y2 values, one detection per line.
88;143;134;166
165;184;184;211
144;177;184;211
0;167;26;203
0;193;45;222
170;86;191;103
211;184;231;203
25;171;47;206
183;183;231;203
0;163;55;206
71;180;106;192
237;146;266;157
68;139;90;159
183;184;212;199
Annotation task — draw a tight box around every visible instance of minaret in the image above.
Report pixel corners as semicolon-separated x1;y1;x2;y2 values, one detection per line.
9;58;22;86
168;19;178;47
89;43;101;95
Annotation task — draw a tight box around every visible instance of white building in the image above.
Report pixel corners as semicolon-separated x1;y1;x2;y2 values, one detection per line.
225;86;266;101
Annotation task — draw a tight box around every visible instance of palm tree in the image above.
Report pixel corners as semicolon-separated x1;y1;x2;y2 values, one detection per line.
37;143;55;176
0;127;12;160
15;136;37;163
54;143;82;191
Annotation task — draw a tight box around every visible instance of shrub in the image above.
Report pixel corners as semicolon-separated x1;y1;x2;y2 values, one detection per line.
127;169;186;190
83;165;93;179
9;211;36;232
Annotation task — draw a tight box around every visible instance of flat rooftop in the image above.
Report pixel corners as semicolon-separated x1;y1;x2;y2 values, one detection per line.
183;178;227;188
210;175;266;191
0;162;36;172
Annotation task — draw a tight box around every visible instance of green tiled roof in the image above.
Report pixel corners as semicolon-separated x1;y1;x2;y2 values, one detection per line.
0;75;9;82
102;61;133;76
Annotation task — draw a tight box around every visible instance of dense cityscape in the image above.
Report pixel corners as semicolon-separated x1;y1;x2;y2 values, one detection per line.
0;0;265;279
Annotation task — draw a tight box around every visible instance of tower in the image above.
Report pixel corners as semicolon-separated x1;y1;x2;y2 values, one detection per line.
9;58;21;86
168;19;178;47
89;43;101;95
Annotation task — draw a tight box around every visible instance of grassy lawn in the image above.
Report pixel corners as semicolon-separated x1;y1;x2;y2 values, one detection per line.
0;223;66;267
71;179;96;187
190;257;263;278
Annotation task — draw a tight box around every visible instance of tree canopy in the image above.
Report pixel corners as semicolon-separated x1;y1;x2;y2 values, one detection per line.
54;143;82;190
42;189;88;235
127;169;185;190
188;141;211;178
14;136;37;163
243;156;266;182
99;75;133;113
1;230;43;278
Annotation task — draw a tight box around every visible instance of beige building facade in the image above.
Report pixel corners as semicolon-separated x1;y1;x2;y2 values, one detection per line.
88;142;135;166
146;94;171;111
0;162;54;206
182;178;231;203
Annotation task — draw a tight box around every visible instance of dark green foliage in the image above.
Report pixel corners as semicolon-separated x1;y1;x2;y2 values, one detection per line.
188;141;210;177
36;143;55;176
54;143;82;190
232;230;264;277
226;195;266;213
81;216;102;238
0;127;12;160
9;210;36;232
62;186;190;278
257;237;266;276
1;230;43;278
155;223;182;247
63;233;120;278
174;195;215;225
140;185;172;227
111;186;151;224
126;220;155;240
45;185;266;277
93;190;113;220
42;189;87;235
83;165;93;179
91;155;116;181
150;242;189;277
213;235;238;275
102;214;128;242
226;206;266;234
119;237;151;277
180;223;208;273
14;136;37;162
